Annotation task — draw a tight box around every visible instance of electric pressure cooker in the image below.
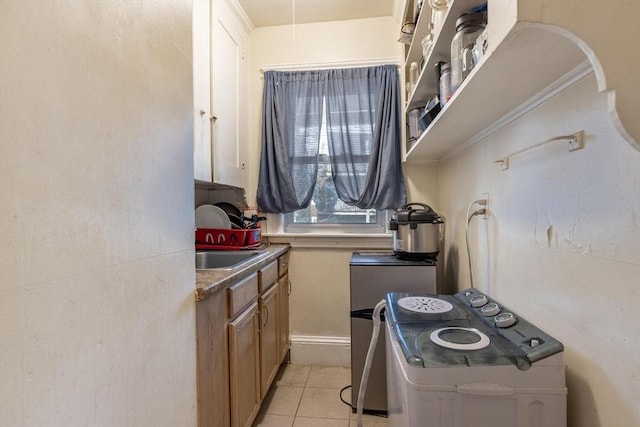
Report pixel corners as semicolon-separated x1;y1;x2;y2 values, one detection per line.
389;203;444;260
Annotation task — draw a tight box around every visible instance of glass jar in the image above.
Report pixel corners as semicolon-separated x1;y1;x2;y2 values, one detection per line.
421;33;434;62
439;62;452;108
450;12;486;93
429;0;450;37
409;62;420;88
407;108;422;142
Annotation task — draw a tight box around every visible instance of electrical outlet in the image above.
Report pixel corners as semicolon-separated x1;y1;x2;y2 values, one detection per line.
568;130;585;152
481;193;489;219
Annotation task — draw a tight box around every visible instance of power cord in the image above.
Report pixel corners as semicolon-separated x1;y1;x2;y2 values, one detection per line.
339;385;352;408
339;384;387;419
465;199;487;288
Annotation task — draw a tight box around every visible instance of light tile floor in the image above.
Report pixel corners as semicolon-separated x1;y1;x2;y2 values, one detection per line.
253;364;388;427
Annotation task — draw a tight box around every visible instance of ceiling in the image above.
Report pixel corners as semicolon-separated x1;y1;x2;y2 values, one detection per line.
236;0;396;28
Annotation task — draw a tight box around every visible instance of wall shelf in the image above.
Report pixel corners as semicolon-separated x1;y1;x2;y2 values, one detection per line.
402;0;640;163
406;24;587;162
406;0;486;111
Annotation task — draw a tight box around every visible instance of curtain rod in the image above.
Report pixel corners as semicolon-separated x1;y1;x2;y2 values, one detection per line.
260;57;402;74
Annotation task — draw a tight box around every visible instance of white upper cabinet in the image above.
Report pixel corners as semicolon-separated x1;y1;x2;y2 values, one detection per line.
193;0;212;182
194;0;250;188
403;0;640;162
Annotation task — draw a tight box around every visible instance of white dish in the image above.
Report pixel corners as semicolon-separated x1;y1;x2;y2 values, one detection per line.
195;204;231;229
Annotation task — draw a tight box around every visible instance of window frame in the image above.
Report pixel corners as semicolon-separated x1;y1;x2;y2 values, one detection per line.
282;210;389;234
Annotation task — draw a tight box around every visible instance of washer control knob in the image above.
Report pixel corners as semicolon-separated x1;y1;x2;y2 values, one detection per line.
481;302;500;317
495;312;516;328
470;295;488;307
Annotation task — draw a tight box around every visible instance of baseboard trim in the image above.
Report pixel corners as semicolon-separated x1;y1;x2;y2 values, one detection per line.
289;335;351;367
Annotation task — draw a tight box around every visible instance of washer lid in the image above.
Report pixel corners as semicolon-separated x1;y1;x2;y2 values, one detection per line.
429;327;490;350
393;320;533;369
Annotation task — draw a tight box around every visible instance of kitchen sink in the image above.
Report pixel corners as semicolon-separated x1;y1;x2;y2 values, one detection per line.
195;250;264;270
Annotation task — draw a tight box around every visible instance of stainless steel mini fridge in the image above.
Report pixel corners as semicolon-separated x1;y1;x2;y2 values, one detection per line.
350;252;437;414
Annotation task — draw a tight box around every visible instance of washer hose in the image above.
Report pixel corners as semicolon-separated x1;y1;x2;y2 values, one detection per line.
356;299;387;427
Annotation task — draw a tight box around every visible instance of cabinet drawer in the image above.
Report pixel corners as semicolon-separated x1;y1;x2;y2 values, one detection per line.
278;252;289;278
227;273;258;318
258;261;278;293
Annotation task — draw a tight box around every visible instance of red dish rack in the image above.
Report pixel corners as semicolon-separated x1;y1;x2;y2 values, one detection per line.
195;227;261;250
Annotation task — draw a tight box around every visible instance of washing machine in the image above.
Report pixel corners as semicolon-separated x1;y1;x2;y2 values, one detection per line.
385;289;567;427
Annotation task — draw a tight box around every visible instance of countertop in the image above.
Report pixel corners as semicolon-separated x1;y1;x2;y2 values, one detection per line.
195;244;290;301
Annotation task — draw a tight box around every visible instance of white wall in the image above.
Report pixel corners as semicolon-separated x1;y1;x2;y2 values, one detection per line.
434;75;639;426
247;17;442;364
0;1;197;426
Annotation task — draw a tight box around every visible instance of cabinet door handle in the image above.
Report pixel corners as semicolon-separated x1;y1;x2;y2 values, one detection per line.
198;110;217;122
257;311;261;333
263;306;269;326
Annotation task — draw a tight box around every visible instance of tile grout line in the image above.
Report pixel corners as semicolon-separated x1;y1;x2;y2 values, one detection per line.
292;364;311;425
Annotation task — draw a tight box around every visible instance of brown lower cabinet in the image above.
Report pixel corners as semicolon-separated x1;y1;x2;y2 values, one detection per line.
196;288;230;427
278;273;290;362
259;283;279;399
196;249;290;427
229;301;261;427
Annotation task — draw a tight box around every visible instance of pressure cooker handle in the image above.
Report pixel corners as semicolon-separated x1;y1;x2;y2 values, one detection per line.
400;202;433;213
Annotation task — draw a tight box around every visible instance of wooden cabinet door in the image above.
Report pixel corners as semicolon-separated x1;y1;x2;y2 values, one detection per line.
278;274;290;362
259;283;279;399
196;290;230;427
229;302;260;427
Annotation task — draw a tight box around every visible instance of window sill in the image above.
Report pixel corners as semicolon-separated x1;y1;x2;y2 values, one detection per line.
265;233;393;249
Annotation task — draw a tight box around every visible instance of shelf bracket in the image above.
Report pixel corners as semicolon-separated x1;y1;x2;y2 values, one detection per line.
494;131;585;170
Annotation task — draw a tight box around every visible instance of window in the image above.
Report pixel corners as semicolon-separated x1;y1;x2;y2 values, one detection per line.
284;107;387;233
257;66;405;230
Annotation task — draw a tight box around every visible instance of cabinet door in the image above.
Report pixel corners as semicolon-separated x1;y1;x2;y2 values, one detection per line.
196;290;230;427
229;302;261;427
278;274;290;362
210;1;247;187
193;0;212;182
259;283;279;399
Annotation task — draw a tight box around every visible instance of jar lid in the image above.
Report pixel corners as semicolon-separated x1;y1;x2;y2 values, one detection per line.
455;12;486;31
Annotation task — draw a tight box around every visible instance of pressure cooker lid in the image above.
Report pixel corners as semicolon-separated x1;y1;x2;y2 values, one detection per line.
394;203;443;223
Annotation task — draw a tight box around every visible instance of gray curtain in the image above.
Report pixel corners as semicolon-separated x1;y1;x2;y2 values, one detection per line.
257;71;324;212
257;65;406;213
324;66;405;210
